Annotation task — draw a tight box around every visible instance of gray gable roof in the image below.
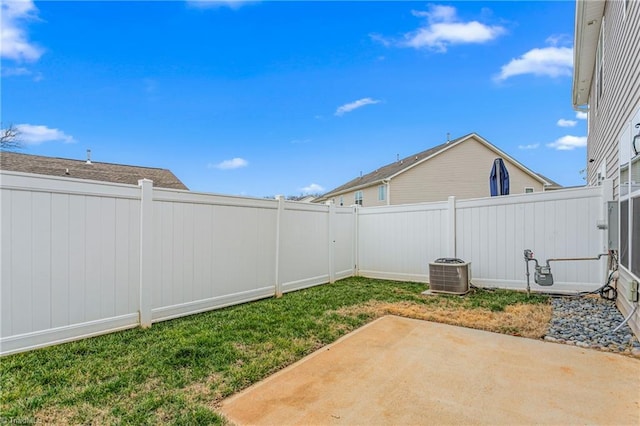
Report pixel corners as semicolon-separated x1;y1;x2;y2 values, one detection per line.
534;172;562;189
321;139;459;199
1;151;188;190
319;134;467;199
318;132;555;200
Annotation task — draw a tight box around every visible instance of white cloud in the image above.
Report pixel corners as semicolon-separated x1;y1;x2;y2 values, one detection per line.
2;66;43;81
209;157;248;170
11;124;75;145
301;183;324;194
545;34;572;47
402;5;505;52
369;33;391;47
1;0;43;62
335;98;380;116
557;119;577;127
576;111;588;120
186;0;256;9
495;46;573;81
547;135;587;151
518;143;539;150
1;66;30;77
412;4;456;21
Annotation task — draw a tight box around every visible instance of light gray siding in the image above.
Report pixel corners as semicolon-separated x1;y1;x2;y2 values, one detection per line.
586;0;640;198
579;0;640;340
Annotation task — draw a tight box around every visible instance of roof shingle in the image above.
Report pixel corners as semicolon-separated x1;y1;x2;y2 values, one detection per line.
0;151;188;190
319;135;465;199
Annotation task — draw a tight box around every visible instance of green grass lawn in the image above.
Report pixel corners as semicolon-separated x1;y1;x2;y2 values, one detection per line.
0;277;547;425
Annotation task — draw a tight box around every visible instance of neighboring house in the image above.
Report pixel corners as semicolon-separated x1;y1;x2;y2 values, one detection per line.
0;151;188;190
297;195;317;203
315;133;560;207
573;0;640;336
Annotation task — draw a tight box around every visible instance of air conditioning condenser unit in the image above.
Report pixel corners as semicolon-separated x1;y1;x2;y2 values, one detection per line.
428;258;470;295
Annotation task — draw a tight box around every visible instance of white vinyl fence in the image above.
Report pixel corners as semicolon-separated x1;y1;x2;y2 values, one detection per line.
0;171;611;355
0;172;355;355
1;173;143;355
359;183;612;293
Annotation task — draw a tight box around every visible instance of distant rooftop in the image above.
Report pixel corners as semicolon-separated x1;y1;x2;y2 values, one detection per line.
0;151;188;190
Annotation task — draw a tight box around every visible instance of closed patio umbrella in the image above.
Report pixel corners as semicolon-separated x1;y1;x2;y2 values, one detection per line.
489;158;510;196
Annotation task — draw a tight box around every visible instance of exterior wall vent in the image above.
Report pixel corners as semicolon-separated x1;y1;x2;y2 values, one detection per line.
428;258;470;295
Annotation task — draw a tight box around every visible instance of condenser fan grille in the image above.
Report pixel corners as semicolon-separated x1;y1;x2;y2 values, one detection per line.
428;261;470;295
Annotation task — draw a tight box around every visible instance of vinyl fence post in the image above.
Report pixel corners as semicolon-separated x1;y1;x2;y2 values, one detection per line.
138;179;154;328
274;195;284;297
448;195;456;258
353;204;359;277
327;201;336;283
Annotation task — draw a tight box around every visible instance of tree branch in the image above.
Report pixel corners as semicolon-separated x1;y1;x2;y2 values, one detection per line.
0;124;22;151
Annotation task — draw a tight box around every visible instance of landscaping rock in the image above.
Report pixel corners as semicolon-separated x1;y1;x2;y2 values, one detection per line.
544;297;639;355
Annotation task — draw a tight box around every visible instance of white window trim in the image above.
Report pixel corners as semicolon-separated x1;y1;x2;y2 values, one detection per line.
618;105;640;279
354;190;363;206
595;16;605;115
524;187;534;194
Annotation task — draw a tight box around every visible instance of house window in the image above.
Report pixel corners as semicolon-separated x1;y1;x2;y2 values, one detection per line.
524;187;534;194
354;191;363;206
619;198;639;277
339;196;344;206
378;185;386;201
619;107;640;278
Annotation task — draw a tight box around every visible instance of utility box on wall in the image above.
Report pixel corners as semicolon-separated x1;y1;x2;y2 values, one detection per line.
607;201;619;250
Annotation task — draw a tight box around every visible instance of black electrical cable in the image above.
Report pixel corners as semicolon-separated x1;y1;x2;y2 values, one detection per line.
597;270;617;301
533;270;616;299
470;283;496;292
598;284;617;301
534;250;619;300
472;250;620;299
598;250;619;301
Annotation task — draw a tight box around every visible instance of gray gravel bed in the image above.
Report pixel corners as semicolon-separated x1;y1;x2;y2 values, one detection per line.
544;296;640;355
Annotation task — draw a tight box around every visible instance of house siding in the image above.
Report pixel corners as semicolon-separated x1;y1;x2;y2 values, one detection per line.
578;0;640;339
586;0;640;198
390;137;544;204
327;184;386;208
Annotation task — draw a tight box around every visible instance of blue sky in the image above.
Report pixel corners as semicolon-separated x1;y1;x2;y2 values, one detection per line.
2;0;587;196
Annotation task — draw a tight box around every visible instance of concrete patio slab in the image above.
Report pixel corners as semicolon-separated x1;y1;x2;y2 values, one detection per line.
219;316;640;425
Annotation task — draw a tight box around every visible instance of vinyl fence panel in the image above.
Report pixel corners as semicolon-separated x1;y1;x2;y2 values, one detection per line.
279;202;330;292
456;186;607;292
357;186;608;292
358;203;449;282
150;189;279;322
334;206;356;280
0;173;141;355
